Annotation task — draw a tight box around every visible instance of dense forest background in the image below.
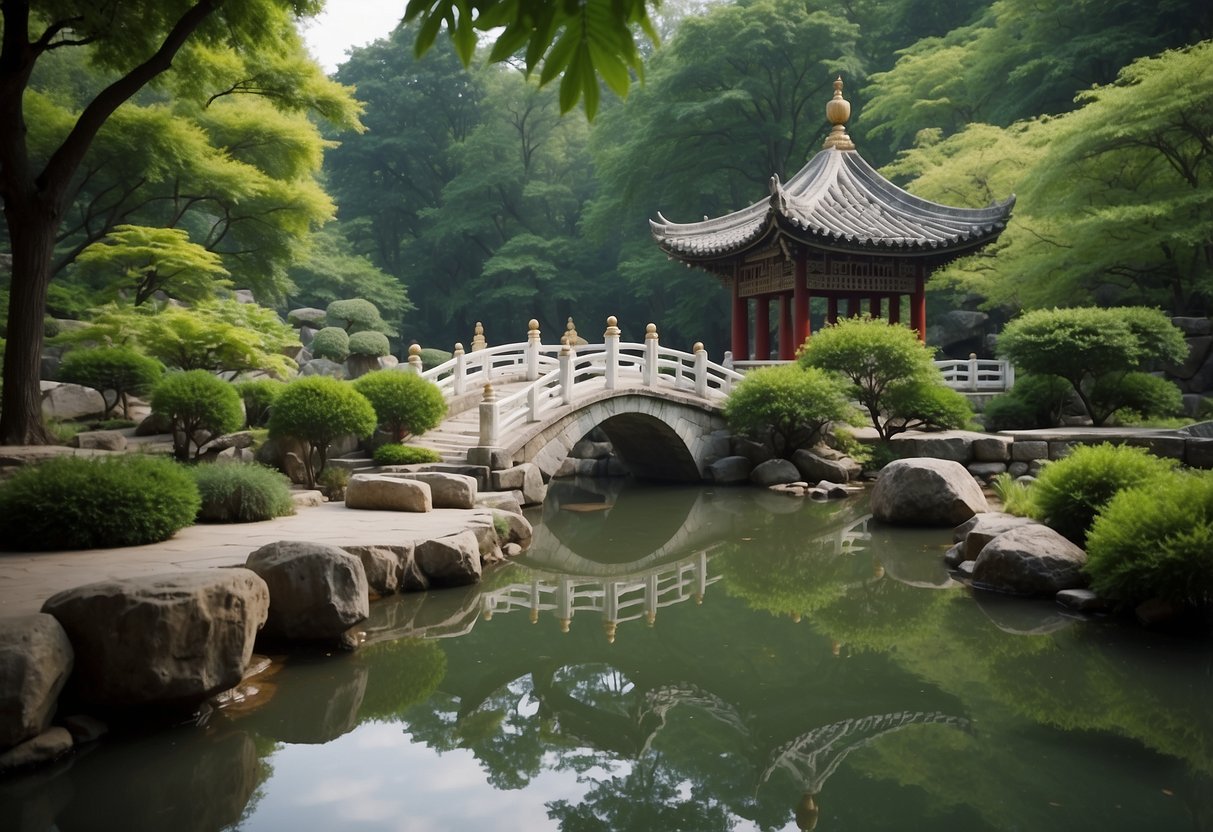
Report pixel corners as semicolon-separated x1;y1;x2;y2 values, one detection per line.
5;0;1211;357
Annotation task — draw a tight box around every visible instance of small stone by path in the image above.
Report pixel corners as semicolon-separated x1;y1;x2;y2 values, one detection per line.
0;503;492;618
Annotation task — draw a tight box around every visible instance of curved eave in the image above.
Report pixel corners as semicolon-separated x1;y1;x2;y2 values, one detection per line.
651;147;1015;263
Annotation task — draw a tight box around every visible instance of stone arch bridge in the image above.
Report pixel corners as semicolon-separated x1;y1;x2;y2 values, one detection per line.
407;317;743;482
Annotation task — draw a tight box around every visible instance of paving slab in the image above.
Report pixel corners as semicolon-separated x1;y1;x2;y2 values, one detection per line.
0;503;487;618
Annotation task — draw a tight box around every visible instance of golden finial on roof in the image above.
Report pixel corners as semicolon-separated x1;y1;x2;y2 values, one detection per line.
822;76;856;151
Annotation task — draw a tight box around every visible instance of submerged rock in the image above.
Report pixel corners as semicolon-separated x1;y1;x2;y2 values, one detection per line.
0;614;73;750
871;458;988;526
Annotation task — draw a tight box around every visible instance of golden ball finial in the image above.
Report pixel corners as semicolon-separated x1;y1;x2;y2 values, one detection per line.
408;343;422;356
822;76;855;151
607;315;618;328
528;318;539;332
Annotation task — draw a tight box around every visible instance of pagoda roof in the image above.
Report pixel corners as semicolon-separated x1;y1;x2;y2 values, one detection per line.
650;146;1015;263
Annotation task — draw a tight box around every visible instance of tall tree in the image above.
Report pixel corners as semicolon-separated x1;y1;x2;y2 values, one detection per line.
0;0;360;444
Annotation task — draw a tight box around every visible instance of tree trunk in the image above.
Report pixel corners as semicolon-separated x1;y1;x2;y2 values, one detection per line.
0;205;57;445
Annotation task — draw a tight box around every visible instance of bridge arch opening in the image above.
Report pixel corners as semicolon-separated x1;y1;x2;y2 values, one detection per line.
594;412;703;482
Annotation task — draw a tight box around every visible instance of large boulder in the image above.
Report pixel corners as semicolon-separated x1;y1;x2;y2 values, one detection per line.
750;458;800;486
970;524;1088;596
345;474;433;512
791;447;860;483
708;455;753;484
39;381;105;422
71;430;127;451
871;458;988;526
339;544;405;597
415;531;483;588
287;307;327;327
41;570;269;707
0;614;74;749
490;507;533;549
384;472;477;509
246;541;369;640
491;463;547;506
952;512;1039;560
890;431;977;463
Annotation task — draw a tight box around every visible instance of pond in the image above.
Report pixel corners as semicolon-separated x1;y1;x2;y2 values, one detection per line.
4;478;1213;831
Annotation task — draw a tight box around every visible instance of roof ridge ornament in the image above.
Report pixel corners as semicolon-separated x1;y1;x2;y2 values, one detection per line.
822;76;856;152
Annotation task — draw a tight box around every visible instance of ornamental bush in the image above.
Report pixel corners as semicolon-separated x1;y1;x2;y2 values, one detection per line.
191;463;294;523
983;374;1074;431
348;330;391;357
58;346;164;418
325;298;392;334
353;370;447;441
1030;443;1178;545
723;364;854;457
311;327;350;362
151;370;244;461
418;348;453;370
268;376;377;488
1085;472;1213;610
234;379;284;428
373;443;443;466
1090;371;1183;424
883;380;973;432
0;456;200;550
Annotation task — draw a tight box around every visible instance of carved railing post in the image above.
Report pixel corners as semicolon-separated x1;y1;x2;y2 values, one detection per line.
1005;360;1015;391
471;321;487;352
525;318;541;380
694;341;709;398
968;352;979;391
643;323;659;387
559;343;574;404
452;342;466;395
479;383;499;446
406;343;423;375
604;316;621;390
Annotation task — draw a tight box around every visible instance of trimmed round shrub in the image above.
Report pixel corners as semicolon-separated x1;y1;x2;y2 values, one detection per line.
58;346;164;418
353;370;447;441
191;463;295;523
1030;443;1178;544
0;455;200;550
151;370;244;461
983;374;1073;431
884;380;973;431
326;298;388;334
1091;371;1183;423
348;330;391;358
723;364;854;457
268;376;377;488
234;379;284;428
311;327;350;362
373;443;443;466
1086;472;1213;609
418;348;453;370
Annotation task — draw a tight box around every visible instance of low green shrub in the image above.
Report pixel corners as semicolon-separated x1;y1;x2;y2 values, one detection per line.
151;370;244;461
191;463;294;523
326;298;392;334
1030;443;1178;544
268;376;377;488
982;374;1073;431
348;330;391;357
234;379;284;428
316;466;350;501
0;455;200;550
723;364;854;457
353;371;447;441
311;326;350;362
884;380;973;432
373;443;442;466
991;472;1035;517
58;346;163;418
46;420;87;445
1086;472;1213;610
1091;371;1183;424
418;348;453;370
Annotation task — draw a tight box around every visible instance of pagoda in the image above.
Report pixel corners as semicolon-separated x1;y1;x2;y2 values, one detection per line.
650;78;1014;360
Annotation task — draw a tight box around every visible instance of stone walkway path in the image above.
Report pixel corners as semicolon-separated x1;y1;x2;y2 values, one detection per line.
0;502;488;618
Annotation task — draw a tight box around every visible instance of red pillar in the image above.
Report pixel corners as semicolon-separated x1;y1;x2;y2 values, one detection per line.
848;295;861;317
793;252;809;350
910;275;926;342
754;296;771;361
779;294;795;359
869;295;882;317
827;296;838;325
888;295;901;325
731;276;749;359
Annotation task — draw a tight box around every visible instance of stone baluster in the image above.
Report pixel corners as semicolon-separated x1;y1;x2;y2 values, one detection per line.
406;343;423;374
1005;360;1015;391
694;341;709;398
525;318;541;381
643;323;659;387
604;316;621;390
562;316;579;352
478;383;499;446
968;352;979;391
559;343;574;404
528;383;541;422
452;342;466;395
471;321;487;352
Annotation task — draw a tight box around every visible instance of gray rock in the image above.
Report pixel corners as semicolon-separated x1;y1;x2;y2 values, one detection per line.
39;381;105;421
384;471;477;509
750;458;800;486
339;545;404;597
967;461;1007;480
791;447;860;483
378;355;400;370
246;542;369;640
299;358;347;379
60;714;108;744
41;570;269;707
731;436;775;465
708;455;753;484
491;463;546;506
571;439;613;459
0;614;73;749
345;354;381;379
1010;440;1049;462
136;411;174;436
943;542;966;568
1056;588;1113;613
204;431;255;452
0;727;72;772
972;436;1012;462
491;507;534;549
700;431;732;466
476;492;525;515
290;489;325;508
553;457;577;478
1186;437;1213;469
928;309;989;351
415;531;483;588
1007;461;1030;477
970;525;1087;596
287;307;327;327
504;542;523;557
871;458;989;526
1172;317;1212;337
891;431;976;463
955;513;1040;560
71;430;127;451
346;474;433;512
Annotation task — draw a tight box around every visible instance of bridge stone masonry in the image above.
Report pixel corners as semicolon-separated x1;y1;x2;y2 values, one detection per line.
403;317;744;482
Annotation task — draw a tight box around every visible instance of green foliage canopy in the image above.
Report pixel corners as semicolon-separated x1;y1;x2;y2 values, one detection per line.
57;345;164;418
722;364;854;457
268;376;377;488
353;371;448;442
151;369;245;461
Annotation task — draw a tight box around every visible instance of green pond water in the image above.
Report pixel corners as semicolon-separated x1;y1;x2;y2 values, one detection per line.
4;478;1213;831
